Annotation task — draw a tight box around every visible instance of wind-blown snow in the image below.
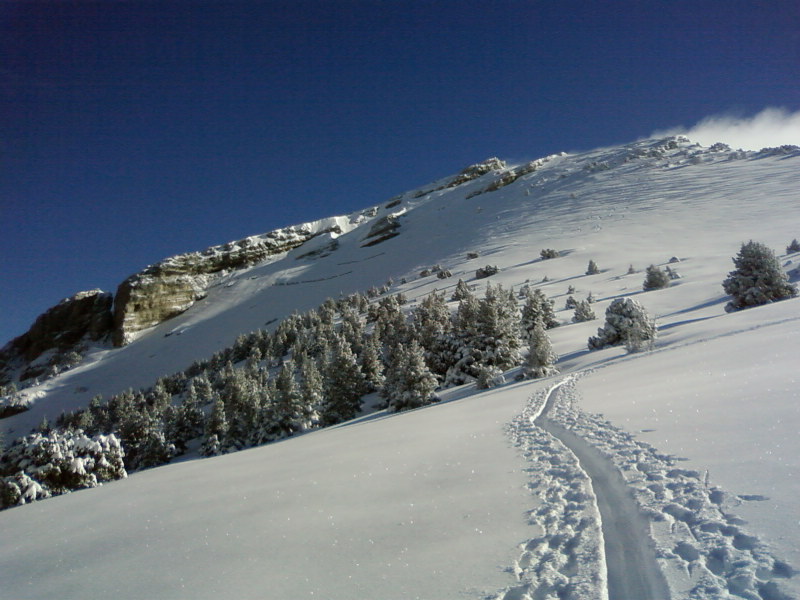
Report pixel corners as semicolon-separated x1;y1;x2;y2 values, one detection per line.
2;137;799;599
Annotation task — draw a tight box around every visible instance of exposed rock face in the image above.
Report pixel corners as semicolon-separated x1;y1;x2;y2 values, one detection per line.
361;214;402;247
4;290;113;362
112;223;341;346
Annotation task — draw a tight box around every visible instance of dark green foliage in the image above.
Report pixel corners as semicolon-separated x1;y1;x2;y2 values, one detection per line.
320;335;367;426
572;300;596;323
588;298;656;350
521;288;559;337
524;323;558;379
723;241;797;311
643;264;670;291
382;340;438;412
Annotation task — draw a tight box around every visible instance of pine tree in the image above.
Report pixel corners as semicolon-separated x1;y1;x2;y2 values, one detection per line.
272;359;311;437
298;356;323;427
586;259;599;275
320;335;367;426
642;264;670;291
524;323;558;379
786;238;800;254
383;341;438;412
722;240;797;311
359;334;386;392
201;398;229;456
572;300;596;322
588;298;657;350
520;287;558;338
451;278;472;301
476;284;522;371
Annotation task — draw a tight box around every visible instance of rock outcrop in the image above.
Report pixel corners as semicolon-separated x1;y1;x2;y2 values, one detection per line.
3;290;114;364
112;223;342;346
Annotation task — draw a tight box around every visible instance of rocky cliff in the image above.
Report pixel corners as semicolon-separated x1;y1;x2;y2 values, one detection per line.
112;222;344;346
0;290;114;383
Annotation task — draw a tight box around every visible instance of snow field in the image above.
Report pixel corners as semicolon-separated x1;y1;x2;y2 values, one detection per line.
0;382;539;600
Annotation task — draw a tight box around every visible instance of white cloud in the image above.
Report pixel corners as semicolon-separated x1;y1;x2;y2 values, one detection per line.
654;107;800;150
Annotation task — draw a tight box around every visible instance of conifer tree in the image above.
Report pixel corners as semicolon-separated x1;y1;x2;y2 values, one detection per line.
586;259;599;275
320;335;367;426
572;299;596;323
524;323;558;379
588;298;657;350
201;399;228;456
476;284;522;371
643;264;670;291
520;288;558;338
359;334;386;392
383;341;438;412
451;278;472;301
298;356;324;427
272;359;312;437
722;240;797;311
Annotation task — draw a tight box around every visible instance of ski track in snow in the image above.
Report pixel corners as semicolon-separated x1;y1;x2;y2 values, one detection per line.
500;377;796;600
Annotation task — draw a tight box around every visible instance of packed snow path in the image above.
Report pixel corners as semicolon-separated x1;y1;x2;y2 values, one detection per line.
507;376;798;600
537;383;670;600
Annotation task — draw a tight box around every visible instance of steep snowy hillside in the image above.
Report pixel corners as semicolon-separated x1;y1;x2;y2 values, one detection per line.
1;137;799;599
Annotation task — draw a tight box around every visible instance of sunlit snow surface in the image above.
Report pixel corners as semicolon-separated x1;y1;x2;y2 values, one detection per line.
2;138;799;599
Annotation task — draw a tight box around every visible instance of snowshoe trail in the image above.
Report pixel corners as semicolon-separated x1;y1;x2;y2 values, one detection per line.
502;377;796;600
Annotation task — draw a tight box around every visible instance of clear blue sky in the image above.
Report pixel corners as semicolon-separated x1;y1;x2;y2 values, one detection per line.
2;1;799;344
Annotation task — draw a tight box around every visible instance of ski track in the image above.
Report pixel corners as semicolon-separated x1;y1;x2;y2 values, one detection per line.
500;377;796;600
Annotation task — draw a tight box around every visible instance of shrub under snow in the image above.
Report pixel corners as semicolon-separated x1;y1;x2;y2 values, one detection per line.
588;298;657;350
1;429;126;508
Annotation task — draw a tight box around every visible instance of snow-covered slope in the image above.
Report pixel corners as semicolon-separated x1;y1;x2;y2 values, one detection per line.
2;137;799;599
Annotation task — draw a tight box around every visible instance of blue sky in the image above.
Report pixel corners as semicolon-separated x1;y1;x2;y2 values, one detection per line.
2;1;799;344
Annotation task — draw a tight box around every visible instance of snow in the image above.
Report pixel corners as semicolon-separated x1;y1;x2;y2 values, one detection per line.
0;386;534;600
2;137;799;598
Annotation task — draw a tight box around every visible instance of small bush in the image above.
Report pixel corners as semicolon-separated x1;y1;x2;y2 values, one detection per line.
643;265;670;291
540;248;560;259
475;265;499;279
588;298;656;350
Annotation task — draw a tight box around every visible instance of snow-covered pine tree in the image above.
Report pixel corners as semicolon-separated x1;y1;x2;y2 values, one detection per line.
383;340;438;412
572;300;596;322
410;290;453;376
320;335;367;426
588;298;657;350
586;259;599;275
476;283;522;371
451;278;472;301
643;264;670;291
520;287;558;339
201;398;228;456
298;356;324;426
787;238;800;254
359;334;386;392
722;240;798;311
220;367;259;449
524;323;558;379
272;358;311;438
